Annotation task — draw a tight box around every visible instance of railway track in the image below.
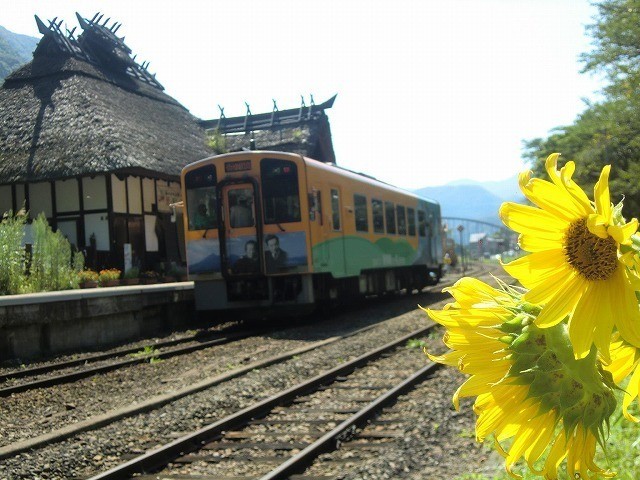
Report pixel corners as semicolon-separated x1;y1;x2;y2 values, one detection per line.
0;265;482;397
87;325;439;479
0;328;269;396
0;263;504;479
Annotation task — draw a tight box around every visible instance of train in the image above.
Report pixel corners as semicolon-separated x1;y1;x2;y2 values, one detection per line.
180;151;443;314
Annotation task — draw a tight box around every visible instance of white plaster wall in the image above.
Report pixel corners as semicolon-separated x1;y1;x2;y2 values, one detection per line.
127;177;142;214
29;182;52;218
55;179;80;212
142;178;155;213
111;175;127;213
82;176;107;210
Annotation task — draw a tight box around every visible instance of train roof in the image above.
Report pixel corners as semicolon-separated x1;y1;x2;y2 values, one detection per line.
301;155;441;207
184;150;441;208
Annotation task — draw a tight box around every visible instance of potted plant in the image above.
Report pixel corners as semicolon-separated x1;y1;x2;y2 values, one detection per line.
98;268;121;287
77;269;99;288
121;267;140;285
140;270;160;285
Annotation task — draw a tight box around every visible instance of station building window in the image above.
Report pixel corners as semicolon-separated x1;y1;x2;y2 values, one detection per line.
354;194;368;232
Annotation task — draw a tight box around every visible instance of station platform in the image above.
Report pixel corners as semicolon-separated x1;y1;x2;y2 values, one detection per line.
0;282;195;362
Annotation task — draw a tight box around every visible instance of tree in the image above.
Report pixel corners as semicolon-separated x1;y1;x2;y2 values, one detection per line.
581;0;640;99
523;0;640;219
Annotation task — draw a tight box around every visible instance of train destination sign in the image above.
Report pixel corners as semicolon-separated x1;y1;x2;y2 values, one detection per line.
225;160;252;173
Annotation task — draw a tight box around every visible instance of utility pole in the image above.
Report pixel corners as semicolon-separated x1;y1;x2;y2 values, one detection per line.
457;224;465;274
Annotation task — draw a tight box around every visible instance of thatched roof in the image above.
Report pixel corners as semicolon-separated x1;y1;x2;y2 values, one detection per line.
0;14;211;184
201;95;337;164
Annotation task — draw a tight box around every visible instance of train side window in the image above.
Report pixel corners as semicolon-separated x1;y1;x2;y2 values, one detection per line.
260;158;301;224
371;199;384;234
396;205;407;235
418;210;427;237
407;207;416;236
385;201;396;234
308;190;322;224
354;194;369;232
331;189;341;231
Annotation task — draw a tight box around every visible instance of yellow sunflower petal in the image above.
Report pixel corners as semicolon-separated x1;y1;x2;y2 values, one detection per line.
521;178;590;222
608;218;638;245
524;268;584;311
544;153;563;187
594;164;612;222
568;283;601;359
502;249;568;291
587;213;609;239
499;202;569;236
559;160;592;211
608;267;640;349
530;274;587;328
622;362;640;422
606;335;637;383
517;234;564;253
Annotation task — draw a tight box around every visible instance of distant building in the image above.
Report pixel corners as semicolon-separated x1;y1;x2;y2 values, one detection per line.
0;13;211;271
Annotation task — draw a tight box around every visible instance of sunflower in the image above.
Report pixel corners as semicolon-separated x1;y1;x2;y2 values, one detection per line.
424;277;616;479
500;153;640;359
606;334;640;422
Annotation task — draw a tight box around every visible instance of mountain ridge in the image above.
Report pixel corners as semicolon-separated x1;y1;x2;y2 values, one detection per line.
414;175;525;226
0;25;39;82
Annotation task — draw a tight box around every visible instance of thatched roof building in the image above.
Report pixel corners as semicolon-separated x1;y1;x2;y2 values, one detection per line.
0;14;210;184
0;13;211;271
200;95;337;164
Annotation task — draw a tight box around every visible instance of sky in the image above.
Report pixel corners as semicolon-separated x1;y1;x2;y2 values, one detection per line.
1;0;605;190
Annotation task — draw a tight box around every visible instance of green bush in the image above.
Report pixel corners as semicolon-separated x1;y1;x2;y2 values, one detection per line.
0;210;28;295
0;211;84;295
27;213;82;292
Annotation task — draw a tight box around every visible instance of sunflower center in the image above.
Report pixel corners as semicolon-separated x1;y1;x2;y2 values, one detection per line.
564;218;618;281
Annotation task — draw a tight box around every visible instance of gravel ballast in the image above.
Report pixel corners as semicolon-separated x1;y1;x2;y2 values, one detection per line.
0;267;507;479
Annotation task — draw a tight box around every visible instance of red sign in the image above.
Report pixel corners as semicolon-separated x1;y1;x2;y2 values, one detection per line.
224;160;252;173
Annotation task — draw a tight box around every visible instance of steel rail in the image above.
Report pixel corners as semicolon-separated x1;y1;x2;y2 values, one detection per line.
87;324;435;479
0;330;236;382
259;361;440;480
0;330;256;397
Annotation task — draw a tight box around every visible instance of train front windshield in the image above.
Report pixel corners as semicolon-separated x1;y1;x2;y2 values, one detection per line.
185;165;218;231
260;159;301;224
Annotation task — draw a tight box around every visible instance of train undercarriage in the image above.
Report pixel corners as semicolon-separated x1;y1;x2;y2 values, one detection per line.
194;265;441;318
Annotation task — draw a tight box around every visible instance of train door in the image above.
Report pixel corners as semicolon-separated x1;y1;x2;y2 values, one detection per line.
327;186;347;277
219;182;262;277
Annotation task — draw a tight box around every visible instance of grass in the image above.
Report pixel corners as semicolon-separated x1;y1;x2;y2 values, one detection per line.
130;345;161;363
406;338;428;349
